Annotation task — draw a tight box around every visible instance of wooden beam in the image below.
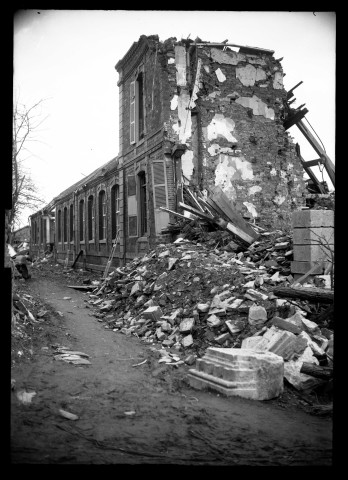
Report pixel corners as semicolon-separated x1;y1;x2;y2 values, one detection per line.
296;120;335;186
298;154;326;194
214;218;255;245
179;202;255;245
303;158;323;168
159;206;195;220
208;186;259;241
178;202;214;222
71;250;83;269
283;108;309;130
273;285;334;304
286;81;303;100
292;262;324;287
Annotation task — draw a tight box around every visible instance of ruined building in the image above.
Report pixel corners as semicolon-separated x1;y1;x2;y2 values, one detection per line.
30;35;308;271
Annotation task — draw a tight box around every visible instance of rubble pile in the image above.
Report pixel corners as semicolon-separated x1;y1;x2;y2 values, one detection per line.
82;231;333;393
11;287;51;362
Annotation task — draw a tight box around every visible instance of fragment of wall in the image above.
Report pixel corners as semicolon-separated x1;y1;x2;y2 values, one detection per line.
196;46;304;227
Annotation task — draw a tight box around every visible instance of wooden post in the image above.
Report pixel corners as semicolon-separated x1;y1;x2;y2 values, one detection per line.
296;119;335;187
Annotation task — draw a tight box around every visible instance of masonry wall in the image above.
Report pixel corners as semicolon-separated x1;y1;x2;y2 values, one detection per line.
163;41;306;230
117;35;177;258
54;168;123;272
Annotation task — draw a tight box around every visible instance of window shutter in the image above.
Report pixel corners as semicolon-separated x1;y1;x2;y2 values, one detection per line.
130;80;136;144
152;161;168;208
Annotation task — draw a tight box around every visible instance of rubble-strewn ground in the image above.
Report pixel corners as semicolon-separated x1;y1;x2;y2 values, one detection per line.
11;242;333;465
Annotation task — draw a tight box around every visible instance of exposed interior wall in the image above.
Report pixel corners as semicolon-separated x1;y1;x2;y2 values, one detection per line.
162;39;306;229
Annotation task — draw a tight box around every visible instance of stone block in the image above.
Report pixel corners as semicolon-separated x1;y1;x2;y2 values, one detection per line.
142;306;163;322
271;316;303;334
292;210;334;228
290;261;325;275
284;361;324;391
293;227;334;245
187;347;284;400
225;319;244;335
156;328;166;341
207;314;222;328
179;318;195;333
181;334;193;348
293;244;333;262
241;336;269;350
197;303;210;313
301;317;320;334
248;305;267;327
214;332;231;345
266;330;297;361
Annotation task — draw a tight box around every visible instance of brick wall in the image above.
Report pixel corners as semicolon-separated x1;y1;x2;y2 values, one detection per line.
162;40;306;231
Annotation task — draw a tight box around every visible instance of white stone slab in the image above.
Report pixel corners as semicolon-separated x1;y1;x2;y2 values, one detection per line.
188;347;284;400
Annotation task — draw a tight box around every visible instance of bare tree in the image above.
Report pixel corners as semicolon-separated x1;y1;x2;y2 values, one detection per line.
11;99;47;232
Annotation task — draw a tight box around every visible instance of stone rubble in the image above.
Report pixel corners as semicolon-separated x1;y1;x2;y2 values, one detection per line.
83;230;333;394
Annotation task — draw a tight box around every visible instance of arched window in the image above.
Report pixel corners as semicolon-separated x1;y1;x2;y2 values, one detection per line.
87;195;94;241
69;204;74;242
111;184;120;240
98;190;106;240
57;210;62;242
138;171;147;236
79;199;84;241
63;207;68;242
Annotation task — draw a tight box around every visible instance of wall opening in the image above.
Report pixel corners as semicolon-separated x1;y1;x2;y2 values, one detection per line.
69;204;74;242
87;195;95;241
79;199;85;241
138;171;147;236
111;184;120;240
98;190;106;240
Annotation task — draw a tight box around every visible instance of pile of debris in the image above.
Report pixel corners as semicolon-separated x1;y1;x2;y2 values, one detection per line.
78;231;333;394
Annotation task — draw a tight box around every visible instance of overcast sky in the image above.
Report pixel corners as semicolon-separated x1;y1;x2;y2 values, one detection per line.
13;10;336;228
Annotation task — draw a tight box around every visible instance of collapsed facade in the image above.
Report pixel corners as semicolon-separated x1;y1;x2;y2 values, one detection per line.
30;35;307;272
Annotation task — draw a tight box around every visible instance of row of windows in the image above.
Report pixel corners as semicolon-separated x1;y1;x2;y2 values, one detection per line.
31;217;47;245
57;185;120;243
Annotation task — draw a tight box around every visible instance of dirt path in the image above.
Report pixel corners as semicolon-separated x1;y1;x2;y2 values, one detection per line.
11;275;333;465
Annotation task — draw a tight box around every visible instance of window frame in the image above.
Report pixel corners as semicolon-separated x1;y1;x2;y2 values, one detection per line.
57;210;62;243
87;195;95;242
98;190;107;241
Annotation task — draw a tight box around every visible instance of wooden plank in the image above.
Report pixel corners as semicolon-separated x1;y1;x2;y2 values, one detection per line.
67;285;95;291
184;186;205;212
273;285;334;304
214;218;255;245
208;186;259;240
71;250;83;269
178;202;214;222
159;206;196;220
292;262;324;287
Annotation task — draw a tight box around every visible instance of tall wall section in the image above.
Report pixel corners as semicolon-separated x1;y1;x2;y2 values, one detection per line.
161;39;306;230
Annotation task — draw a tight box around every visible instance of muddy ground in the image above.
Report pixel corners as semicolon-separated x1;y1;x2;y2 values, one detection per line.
10;262;333;465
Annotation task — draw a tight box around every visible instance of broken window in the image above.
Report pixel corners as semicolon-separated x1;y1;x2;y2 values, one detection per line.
111;184;120;240
63;207;68;242
130;71;145;144
98;190;106;240
87;195;95;241
70;204;74;242
57;210;62;243
138;171;147;236
79;199;85;241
